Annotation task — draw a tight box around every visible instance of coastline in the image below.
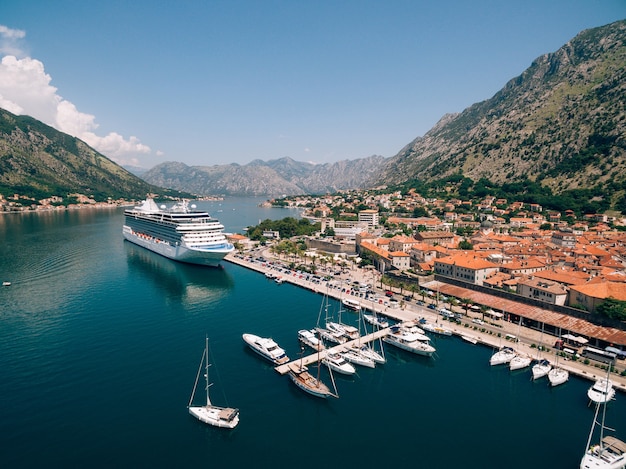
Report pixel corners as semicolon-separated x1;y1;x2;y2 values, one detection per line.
225;250;626;395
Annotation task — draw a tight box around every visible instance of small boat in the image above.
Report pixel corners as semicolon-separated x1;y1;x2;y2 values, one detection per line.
420;321;453;337
461;334;478;345
322;352;356;375
327;321;359;341
341;298;361;311
383;325;436;357
188;336;239;429
340;347;376;368
580;369;626;469
548;366;569;387
350;343;386;364
509;353;532;371
298;329;324;352
242;333;290;365
588;378;616;404
274;276;284;284
490;346;517;366
363;313;389;329
532;359;552;380
2;281;11;286
315;327;347;345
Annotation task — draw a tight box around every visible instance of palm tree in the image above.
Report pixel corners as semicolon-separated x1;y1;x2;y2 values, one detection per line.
461;298;473;316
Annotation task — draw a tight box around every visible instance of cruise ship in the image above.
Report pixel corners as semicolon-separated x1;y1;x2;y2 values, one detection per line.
122;198;234;266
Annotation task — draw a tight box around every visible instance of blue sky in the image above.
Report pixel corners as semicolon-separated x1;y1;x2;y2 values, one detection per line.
1;1;624;169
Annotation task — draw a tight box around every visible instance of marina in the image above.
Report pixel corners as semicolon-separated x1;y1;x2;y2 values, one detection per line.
1;199;625;469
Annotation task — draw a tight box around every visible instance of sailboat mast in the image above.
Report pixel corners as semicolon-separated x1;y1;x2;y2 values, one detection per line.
204;335;210;406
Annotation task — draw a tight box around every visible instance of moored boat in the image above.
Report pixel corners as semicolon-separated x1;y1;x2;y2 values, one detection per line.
588;378;616;404
490;346;516;366
548;366;569;387
298;329;324;352
532;359;552;380
509;353;532;371
322;352;356;375
242;333;290;365
188;336;239;429
363;312;389;329
341;298;361;311
383;325;436;357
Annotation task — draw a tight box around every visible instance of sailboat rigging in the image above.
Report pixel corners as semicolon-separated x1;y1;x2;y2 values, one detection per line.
188;336;239;429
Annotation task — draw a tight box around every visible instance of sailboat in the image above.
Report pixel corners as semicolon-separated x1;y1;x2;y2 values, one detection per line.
509;317;531;371
288;342;339;399
580;369;626;468
188;336;240;429
548;344;569;387
531;323;551;380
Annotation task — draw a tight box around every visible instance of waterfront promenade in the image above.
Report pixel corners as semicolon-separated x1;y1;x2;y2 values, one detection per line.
225;251;626;394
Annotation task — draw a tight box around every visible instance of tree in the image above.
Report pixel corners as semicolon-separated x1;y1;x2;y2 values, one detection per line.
596;297;626;321
458;239;473;250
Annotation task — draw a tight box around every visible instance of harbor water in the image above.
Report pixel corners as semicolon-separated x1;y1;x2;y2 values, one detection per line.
0;197;623;468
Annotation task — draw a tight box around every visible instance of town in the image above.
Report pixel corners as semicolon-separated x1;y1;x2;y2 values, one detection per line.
228;188;626;365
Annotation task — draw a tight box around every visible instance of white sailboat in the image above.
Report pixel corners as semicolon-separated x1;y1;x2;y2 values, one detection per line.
188;336;239;429
509;317;531;371
588;377;616;404
531;323;551;379
548;347;569;387
580;370;626;469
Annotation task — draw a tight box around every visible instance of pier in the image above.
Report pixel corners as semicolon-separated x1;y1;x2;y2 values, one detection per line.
274;328;389;375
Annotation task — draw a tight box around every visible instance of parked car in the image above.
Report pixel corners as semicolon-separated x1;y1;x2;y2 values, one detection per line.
427;304;436;310
385;291;394;297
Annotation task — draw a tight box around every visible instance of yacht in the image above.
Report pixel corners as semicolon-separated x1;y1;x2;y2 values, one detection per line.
490;346;517;366
123;198;233;266
322;352;356;375
532;359;552;380
242;333;290;365
315;326;347;345
350;343;386;364
341;298;361;311
383;325;436;357
421;321;453;337
298;329;324;352
327;321;359;341
363;313;390;329
588;378;616;404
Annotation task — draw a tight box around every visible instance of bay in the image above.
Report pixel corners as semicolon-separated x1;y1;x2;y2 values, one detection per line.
0;198;623;469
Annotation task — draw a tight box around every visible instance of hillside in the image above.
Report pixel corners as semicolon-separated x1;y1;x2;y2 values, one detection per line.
378;20;626;209
0;108;169;202
141;155;386;197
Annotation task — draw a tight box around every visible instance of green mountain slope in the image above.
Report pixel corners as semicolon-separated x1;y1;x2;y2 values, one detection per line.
379;19;626;210
0;108;164;201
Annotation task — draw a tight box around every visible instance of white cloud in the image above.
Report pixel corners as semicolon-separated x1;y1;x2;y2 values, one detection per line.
0;25;151;166
0;25;26;57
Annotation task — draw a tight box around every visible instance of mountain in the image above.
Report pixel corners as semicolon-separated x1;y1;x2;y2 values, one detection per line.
0;108;167;201
141;155;386;197
378;20;626;207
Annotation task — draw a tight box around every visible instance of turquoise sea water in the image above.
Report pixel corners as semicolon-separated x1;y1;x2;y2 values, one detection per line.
0;198;623;468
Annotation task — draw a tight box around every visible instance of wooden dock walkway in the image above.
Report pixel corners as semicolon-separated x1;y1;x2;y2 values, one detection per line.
274;328;390;375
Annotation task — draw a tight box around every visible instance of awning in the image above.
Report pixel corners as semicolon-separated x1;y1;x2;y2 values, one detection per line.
485;309;503;318
562;333;588;344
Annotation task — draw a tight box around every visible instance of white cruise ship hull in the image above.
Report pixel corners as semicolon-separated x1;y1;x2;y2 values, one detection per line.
123;228;231;267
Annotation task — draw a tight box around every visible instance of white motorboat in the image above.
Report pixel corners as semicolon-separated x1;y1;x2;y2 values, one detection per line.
383;325;436;357
322;352;356;375
315;326;347;344
242;333;290;365
188;337;239;429
548;366;569;387
588;378;616;404
532;359;552;380
490;346;517;366
509;354;532;371
363;313;389;329
341;298;361;311
421;321;453;336
298;329;324;352
327;321;360;341
461;334;478;345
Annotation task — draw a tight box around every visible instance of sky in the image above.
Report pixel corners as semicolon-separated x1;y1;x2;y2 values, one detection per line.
0;1;624;170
